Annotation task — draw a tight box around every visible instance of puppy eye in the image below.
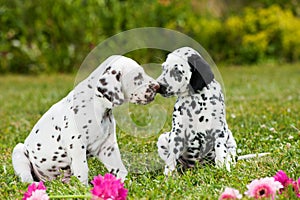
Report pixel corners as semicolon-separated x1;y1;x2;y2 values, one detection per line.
173;66;183;74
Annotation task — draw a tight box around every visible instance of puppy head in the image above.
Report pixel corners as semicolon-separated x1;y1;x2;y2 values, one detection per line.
156;47;214;97
122;66;160;105
96;56;159;106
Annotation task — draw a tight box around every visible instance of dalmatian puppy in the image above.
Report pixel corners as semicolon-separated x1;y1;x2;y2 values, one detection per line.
156;47;237;175
12;55;160;185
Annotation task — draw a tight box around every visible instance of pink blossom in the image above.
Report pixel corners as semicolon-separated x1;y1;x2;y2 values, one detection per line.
91;173;128;200
274;170;300;198
274;170;293;187
219;187;242;200
245;177;283;199
23;181;49;200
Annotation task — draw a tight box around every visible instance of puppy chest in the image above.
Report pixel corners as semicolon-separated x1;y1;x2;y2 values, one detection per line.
86;120;111;156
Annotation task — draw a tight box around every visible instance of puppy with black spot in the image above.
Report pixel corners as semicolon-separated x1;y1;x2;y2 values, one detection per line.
12;55;160;185
156;47;237;175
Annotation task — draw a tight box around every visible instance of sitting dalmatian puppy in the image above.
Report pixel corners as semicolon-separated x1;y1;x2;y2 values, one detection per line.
12;55;160;185
156;47;237;175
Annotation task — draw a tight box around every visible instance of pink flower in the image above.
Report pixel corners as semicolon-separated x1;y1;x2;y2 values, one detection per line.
274;170;293;187
23;181;49;200
274;170;300;198
219;187;242;200
245;177;283;199
91;173;128;200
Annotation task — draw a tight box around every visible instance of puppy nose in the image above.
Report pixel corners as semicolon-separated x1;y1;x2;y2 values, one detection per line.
157;84;167;94
151;84;160;91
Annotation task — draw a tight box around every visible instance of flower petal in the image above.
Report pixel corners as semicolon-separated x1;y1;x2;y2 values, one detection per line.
245;177;283;199
219;187;242;200
91;173;127;200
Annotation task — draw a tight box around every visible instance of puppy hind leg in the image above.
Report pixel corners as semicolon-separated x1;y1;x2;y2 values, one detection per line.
226;129;237;164
12;143;34;182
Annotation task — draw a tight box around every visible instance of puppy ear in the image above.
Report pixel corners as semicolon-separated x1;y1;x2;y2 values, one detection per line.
95;66;124;106
188;54;214;92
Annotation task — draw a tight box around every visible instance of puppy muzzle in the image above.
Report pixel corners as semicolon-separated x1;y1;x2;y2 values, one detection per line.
157;84;167;94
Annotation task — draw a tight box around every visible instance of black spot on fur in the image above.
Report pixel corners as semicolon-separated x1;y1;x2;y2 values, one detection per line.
55;126;61;131
97;87;107;94
61;165;70;170
99;78;108;86
73;108;79;114
134;73;143;81
57;135;61;142
103;66;111;74
173;148;178;154
190;101;196;109
199;116;204;122
201;94;207;101
219;132;225;138
116;72;121;81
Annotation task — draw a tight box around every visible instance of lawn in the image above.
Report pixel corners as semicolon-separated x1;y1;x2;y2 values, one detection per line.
0;63;299;199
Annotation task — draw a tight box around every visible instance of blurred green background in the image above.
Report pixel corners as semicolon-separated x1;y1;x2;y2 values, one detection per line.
1;0;300;74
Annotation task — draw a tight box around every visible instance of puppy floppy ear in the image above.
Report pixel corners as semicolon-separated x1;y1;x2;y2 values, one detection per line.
188;54;214;93
95;66;124;106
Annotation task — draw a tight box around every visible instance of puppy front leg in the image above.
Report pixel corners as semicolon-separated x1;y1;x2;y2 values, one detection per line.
163;155;177;176
226;129;237;165
157;132;177;176
97;122;127;182
163;135;182;176
215;140;231;171
157;132;170;161
67;142;89;185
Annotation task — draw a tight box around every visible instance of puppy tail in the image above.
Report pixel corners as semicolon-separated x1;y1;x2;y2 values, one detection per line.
237;152;270;160
12;143;34;182
157;132;170;161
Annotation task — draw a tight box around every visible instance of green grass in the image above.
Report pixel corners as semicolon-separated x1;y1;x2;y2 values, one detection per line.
0;63;299;199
